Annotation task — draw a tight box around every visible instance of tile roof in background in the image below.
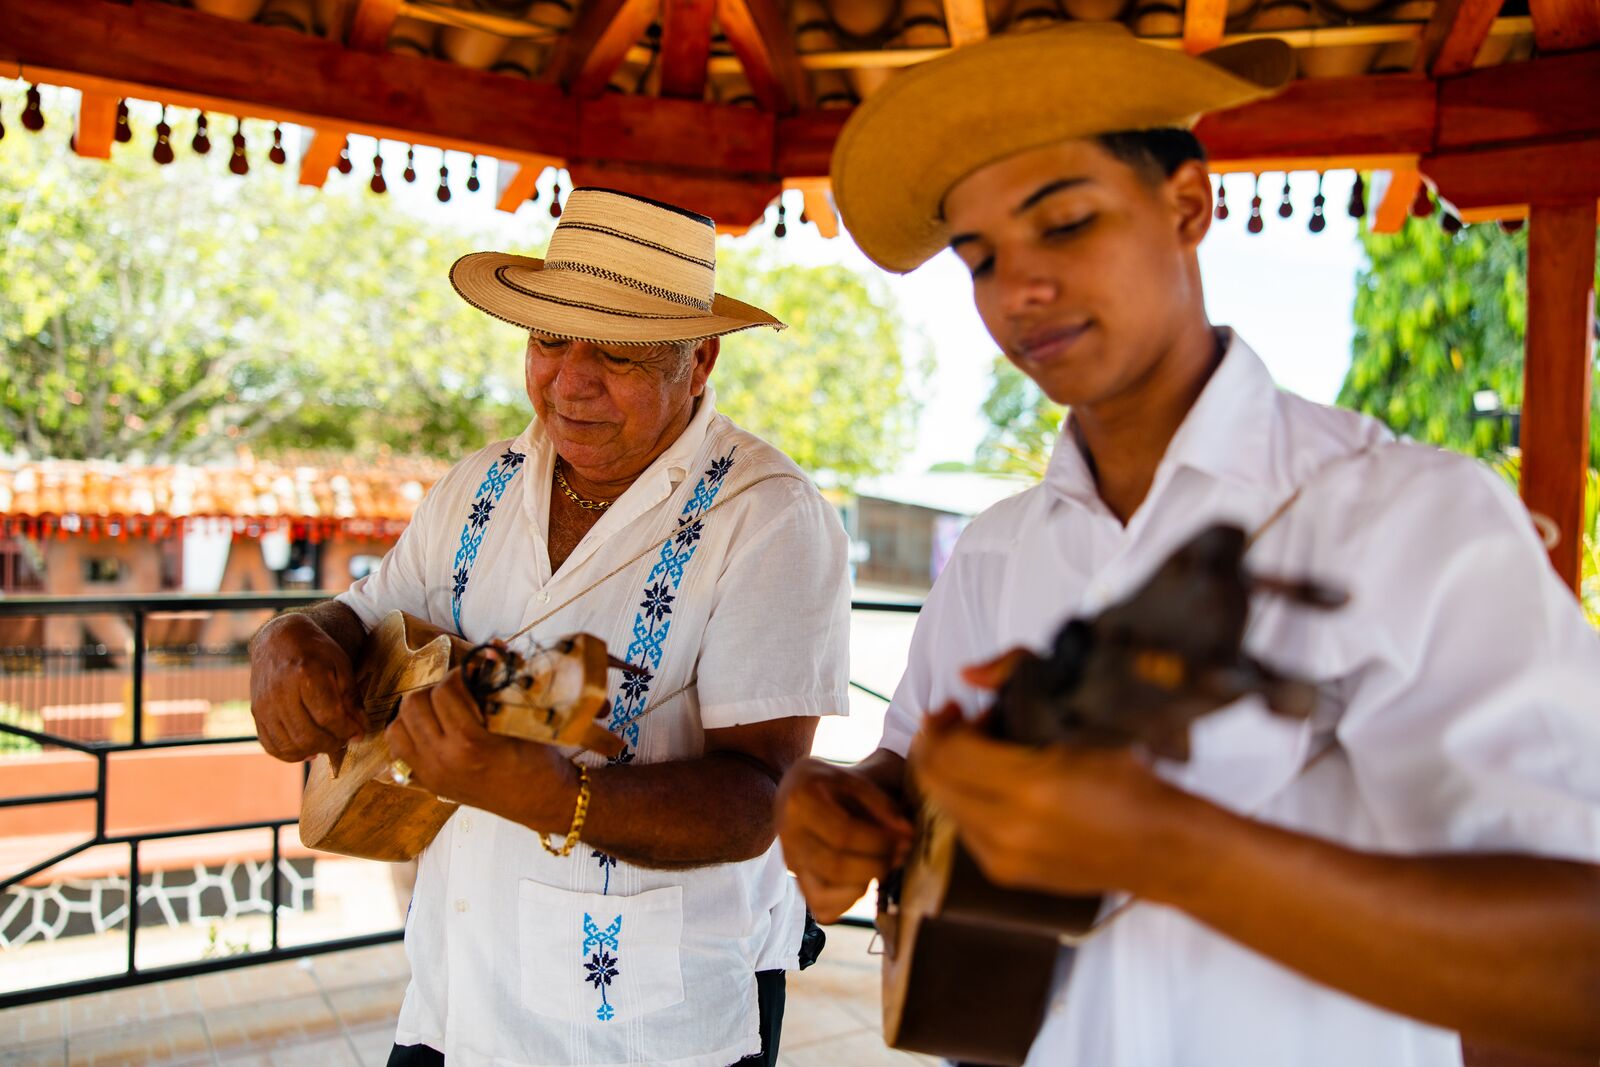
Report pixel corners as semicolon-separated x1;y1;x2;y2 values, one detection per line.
0;455;449;539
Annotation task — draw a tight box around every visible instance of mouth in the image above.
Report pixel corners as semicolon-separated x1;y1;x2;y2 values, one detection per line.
1013;322;1092;369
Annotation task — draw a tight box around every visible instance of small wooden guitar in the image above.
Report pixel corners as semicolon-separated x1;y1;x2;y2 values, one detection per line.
880;524;1346;1065
298;610;632;862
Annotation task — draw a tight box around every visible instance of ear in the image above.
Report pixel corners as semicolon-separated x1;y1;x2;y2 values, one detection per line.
1166;160;1214;251
689;337;720;396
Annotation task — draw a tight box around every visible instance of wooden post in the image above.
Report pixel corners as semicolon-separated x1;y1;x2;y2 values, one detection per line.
1519;201;1597;592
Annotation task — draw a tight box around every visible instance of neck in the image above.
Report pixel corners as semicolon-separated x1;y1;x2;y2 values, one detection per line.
1072;320;1224;525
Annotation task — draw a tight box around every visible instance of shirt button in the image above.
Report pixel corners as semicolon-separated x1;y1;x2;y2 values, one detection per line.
460;816;472;832
455;899;469;913
537;591;551;604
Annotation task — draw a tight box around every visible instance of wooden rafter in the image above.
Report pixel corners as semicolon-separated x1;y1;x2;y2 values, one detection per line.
1413;0;1506;75
549;0;661;98
1528;0;1600;53
659;0;717;99
74;90;118;159
1424;139;1600;209
1434;48;1600;151
1182;0;1228;55
715;0;809;112
345;0;404;52
943;0;990;48
1372;169;1422;233
298;127;348;188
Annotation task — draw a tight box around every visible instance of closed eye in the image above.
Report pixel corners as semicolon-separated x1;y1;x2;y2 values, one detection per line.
969;255;995;280
1046;216;1094;239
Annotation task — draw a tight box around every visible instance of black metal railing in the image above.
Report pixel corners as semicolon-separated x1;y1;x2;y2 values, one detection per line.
0;591;920;1004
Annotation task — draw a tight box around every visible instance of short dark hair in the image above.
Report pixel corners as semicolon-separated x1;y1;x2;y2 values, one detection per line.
1093;128;1208;184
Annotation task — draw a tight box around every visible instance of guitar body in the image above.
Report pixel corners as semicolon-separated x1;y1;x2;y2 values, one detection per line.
879;525;1341;1064
297;611;628;863
881;809;1102;1066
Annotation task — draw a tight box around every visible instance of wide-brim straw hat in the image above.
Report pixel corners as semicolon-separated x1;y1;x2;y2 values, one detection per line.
831;23;1295;273
451;188;784;345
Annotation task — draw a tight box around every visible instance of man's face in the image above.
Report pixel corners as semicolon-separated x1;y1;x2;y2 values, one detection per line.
525;335;718;482
943;138;1211;409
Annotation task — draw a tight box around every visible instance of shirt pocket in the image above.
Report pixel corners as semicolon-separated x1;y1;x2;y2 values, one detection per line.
517;879;685;1025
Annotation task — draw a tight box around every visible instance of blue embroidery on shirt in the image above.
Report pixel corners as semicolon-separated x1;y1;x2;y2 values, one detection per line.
592;849;617;894
606;448;737;761
449;448;526;632
583;912;622;1022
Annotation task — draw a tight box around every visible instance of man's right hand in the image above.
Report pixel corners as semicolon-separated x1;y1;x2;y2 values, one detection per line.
248;613;367;762
775;752;915;923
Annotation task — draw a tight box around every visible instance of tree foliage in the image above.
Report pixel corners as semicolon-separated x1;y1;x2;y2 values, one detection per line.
0;94;921;480
973;354;1063;476
1340;215;1600;464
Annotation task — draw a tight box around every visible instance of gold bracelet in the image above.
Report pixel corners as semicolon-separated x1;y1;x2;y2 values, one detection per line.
540;763;591;857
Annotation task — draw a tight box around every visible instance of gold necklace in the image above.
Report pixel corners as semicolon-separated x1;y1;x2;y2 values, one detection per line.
554;460;613;511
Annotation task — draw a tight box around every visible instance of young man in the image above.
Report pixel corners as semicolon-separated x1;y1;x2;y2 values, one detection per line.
775;24;1600;1066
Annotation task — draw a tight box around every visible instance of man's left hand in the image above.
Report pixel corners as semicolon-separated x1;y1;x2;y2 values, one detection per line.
385;667;580;831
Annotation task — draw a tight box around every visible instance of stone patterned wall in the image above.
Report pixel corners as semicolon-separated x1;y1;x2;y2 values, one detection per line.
0;857;315;947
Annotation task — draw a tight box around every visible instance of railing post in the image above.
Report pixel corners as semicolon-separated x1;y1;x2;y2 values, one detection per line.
130;607;146;745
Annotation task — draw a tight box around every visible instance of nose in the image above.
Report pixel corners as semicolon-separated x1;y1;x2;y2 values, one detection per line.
994;249;1059;320
550;342;605;401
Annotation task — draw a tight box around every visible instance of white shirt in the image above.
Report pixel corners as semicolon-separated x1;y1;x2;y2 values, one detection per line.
879;333;1600;1067
339;387;851;1067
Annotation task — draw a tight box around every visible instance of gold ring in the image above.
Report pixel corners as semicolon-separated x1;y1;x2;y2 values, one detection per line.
390;759;413;786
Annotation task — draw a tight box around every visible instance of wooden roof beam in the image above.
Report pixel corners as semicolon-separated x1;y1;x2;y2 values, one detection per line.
1371;169;1421;233
345;0;404;52
298;127;347;188
1528;0;1600;53
550;0;662;98
659;0;717;99
1413;0;1506;76
715;0;809;112
1183;0;1228;55
944;0;990;47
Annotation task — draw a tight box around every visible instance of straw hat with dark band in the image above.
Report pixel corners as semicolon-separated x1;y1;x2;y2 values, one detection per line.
451;188;784;345
830;23;1295;274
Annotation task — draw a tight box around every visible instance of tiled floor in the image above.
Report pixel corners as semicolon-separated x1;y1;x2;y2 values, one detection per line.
0;925;932;1067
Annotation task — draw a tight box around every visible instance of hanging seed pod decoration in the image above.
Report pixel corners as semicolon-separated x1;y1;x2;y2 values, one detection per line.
114;99;133;144
437;161;451;202
774;201;788;238
371;148;387;194
1308;172;1326;234
1247;174;1264;235
404;145;417;183
1440;212;1462;235
1277;173;1293;219
466;155;481;193
1500;218;1524;234
336;138;353;175
550;180;563;218
1410;183;1434;219
22;84;45;132
269;124;287;165
0;99;7;142
152;105;175;165
192;112;212;154
1214;177;1229;221
1347;173;1365;219
799;205;810;226
229;117;249;175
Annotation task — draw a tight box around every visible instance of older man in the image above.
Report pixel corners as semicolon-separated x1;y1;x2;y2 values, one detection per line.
250;188;850;1067
777;24;1600;1067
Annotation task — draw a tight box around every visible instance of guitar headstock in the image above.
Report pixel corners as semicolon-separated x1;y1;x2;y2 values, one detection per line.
465;636;648;759
993;523;1344;758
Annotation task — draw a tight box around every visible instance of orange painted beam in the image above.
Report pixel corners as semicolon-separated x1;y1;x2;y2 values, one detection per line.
784;176;838;237
659;0;717;99
1372;169;1421;233
345;0;403;52
1183;0;1227;55
1519;201;1597;592
495;158;557;212
944;0;990;47
1528;0;1600;53
716;0;809;111
298;126;347;187
553;0;661;98
1425;138;1600;210
74;90;118;159
1414;0;1507;75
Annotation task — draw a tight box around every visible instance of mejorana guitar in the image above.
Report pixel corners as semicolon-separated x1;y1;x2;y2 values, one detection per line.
298;610;631;862
880;524;1346;1065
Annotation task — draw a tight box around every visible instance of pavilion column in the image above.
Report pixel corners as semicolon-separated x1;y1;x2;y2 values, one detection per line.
1519;202;1597;593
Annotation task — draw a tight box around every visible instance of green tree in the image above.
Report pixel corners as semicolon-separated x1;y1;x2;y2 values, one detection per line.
973;354;1062;476
0;92;922;480
1339;216;1600;464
